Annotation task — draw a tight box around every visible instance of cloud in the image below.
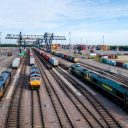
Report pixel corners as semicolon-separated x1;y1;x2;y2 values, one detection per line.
0;0;128;44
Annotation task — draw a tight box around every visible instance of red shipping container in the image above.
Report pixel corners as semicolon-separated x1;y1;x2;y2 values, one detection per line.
82;47;86;50
44;54;50;61
64;54;68;59
41;52;44;57
116;61;124;67
30;52;33;56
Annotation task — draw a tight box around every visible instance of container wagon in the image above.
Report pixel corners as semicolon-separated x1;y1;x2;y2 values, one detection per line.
34;48;59;66
51;51;79;63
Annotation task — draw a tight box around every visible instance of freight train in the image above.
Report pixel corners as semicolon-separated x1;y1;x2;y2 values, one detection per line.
51;50;79;63
100;58;128;69
29;66;41;89
70;64;128;107
34;48;59;66
0;70;11;97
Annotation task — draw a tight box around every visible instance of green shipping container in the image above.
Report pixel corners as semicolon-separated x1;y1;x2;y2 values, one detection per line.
100;58;107;63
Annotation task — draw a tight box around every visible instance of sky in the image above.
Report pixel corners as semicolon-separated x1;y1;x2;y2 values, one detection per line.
0;0;128;45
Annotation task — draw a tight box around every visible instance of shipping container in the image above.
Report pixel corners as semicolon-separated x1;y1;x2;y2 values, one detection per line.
73;57;79;63
64;54;68;59
123;63;128;69
30;58;35;65
89;53;97;56
49;57;59;66
44;54;50;61
116;61;124;67
59;53;64;58
30;52;33;56
12;58;20;68
111;60;116;66
101;56;108;59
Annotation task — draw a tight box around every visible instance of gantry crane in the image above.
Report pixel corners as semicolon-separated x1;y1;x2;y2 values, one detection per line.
6;32;66;52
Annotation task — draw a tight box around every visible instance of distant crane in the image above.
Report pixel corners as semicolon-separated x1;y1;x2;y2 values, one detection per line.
6;32;66;52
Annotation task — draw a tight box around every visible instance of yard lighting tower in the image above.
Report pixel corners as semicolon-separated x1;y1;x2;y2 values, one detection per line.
69;32;71;53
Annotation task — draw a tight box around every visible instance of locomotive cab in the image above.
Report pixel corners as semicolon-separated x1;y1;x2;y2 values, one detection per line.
0;76;4;81
29;77;41;89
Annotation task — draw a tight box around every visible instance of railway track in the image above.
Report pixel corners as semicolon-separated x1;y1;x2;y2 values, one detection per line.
56;66;122;128
31;90;44;128
34;53;74;128
50;53;128;86
80;62;128;86
50;69;105;128
34;50;121;128
5;55;27;128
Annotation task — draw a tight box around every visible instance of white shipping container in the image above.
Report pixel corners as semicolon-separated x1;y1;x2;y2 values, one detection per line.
12;58;20;68
49;57;58;66
89;53;97;56
101;56;108;59
30;57;35;65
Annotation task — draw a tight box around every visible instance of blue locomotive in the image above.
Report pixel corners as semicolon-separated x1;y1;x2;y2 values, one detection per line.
0;71;11;97
70;64;128;107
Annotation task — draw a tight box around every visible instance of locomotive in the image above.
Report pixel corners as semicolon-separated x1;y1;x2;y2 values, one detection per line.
0;71;11;97
29;66;41;89
70;64;128;107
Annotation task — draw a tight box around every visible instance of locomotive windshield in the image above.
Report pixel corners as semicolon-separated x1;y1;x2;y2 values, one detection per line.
0;76;4;81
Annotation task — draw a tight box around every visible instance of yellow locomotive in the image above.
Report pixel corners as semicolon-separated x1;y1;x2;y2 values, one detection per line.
29;66;41;89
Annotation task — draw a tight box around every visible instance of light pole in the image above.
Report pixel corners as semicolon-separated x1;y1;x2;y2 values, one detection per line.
102;35;104;45
69;32;71;53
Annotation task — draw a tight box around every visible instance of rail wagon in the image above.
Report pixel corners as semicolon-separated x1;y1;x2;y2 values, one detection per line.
30;57;35;65
29;66;41;89
67;55;79;63
51;51;79;63
12;58;20;68
34;48;59;66
0;71;11;97
70;64;128;107
30;52;34;57
49;57;59;66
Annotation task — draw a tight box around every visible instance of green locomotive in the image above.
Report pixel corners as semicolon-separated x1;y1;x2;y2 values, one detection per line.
70;64;128;107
